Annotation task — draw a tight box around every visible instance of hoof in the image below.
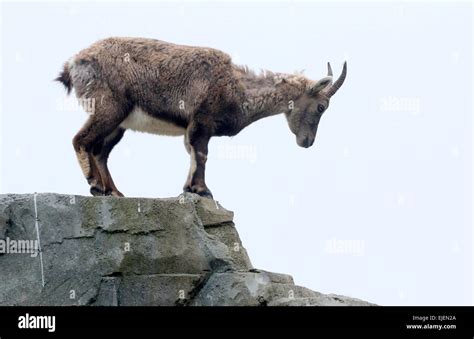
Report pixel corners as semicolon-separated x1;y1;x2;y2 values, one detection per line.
198;191;214;199
110;190;124;197
90;186;105;196
103;189;125;197
192;186;213;199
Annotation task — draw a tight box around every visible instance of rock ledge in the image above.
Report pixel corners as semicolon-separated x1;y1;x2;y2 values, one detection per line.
0;193;374;306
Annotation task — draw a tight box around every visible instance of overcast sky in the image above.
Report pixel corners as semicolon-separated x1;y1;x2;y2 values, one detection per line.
1;0;472;305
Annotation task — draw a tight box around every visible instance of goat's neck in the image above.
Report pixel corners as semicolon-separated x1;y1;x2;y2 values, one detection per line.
239;80;302;130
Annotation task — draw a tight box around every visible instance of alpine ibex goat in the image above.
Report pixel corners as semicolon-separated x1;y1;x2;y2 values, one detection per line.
57;37;347;198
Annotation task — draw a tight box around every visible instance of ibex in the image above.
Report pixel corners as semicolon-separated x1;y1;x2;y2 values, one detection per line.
57;37;347;198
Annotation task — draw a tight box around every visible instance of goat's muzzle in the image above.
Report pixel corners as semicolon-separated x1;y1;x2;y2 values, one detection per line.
297;136;315;148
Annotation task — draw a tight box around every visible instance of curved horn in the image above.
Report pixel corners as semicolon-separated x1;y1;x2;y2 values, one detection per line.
327;62;333;76
325;61;347;98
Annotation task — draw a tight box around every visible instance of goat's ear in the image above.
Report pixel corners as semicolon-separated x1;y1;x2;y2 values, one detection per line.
308;76;333;95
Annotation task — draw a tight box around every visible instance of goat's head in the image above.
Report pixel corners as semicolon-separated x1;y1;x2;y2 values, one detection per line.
284;62;347;148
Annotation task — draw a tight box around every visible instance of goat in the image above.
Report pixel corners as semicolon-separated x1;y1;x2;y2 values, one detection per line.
56;37;347;198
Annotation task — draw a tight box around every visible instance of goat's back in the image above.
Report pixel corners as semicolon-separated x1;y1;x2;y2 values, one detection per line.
67;37;239;119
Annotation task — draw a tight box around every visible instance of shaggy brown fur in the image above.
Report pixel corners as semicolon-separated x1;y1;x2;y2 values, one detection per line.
57;37;347;198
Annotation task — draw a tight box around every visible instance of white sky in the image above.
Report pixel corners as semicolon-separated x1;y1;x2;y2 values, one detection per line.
0;1;472;305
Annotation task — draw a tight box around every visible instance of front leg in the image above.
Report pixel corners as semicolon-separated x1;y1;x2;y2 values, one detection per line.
183;124;213;198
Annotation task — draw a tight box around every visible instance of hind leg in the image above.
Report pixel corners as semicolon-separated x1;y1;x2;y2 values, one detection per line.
91;127;126;197
72;89;130;196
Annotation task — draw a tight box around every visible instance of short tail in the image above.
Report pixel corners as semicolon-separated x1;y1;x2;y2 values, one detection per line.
55;63;72;94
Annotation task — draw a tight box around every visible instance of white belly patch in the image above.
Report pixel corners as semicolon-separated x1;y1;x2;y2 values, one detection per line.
120;107;185;136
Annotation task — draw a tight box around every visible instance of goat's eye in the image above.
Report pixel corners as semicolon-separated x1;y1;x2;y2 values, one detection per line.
317;104;325;113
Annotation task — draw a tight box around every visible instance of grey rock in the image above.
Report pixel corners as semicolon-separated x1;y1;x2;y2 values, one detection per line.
269;294;376;306
204;222;253;271
117;274;202;306
0;193;375;306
